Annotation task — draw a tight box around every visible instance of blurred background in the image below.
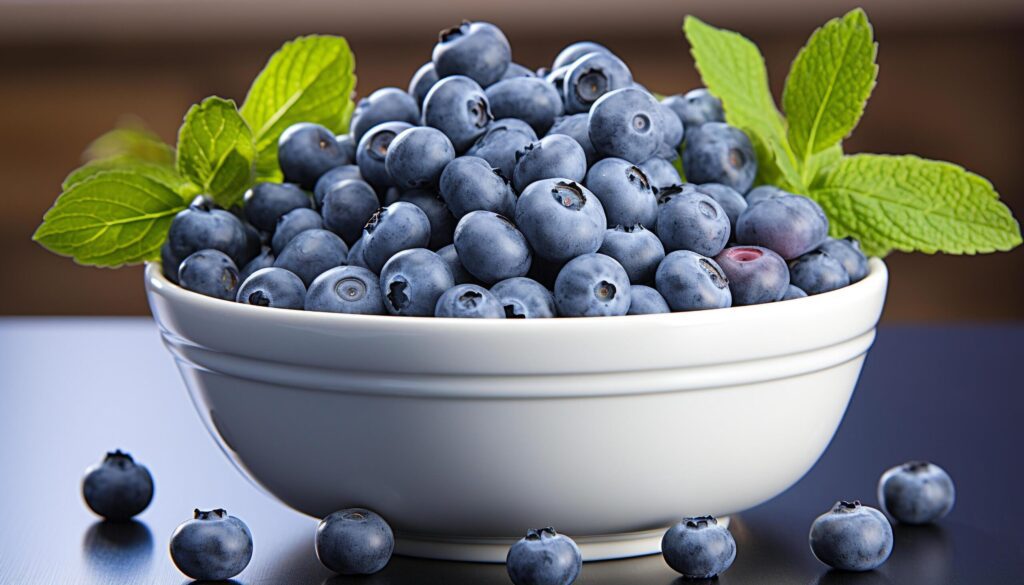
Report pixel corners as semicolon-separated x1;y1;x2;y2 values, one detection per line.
1;0;1021;319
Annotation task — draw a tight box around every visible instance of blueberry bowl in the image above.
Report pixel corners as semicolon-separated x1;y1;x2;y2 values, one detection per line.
145;259;887;562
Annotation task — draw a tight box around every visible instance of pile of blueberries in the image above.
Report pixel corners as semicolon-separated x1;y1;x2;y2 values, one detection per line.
83;450;955;582
161;21;870;319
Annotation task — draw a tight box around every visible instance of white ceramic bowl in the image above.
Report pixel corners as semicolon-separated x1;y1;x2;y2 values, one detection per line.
145;259;888;562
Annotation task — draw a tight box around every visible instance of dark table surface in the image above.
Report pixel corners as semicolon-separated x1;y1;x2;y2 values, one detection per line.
2;318;1022;585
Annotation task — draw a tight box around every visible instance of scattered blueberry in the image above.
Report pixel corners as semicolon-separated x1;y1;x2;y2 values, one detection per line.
169;195;251;266
547;113;599;166
305;265;386;315
243;182;313;232
454;210;532;284
598;224;665;284
656;186;731;257
588;87;663;164
515;179;606;263
819;237;870;283
81;450;153;521
506;527;582;585
513;134;588;193
878;461;956;525
380;248;455;316
584;157;658;228
314;164;363;207
736;193;829;259
714;246;790;305
433;21;511;88
486;77;564;135
435;283;506;318
350;87;420;143
789;250;850;295
627;285;670;315
170;508;253;581
564;51;633;114
271;207;323;254
423;75;494;152
356;121;415;190
398;188;457;250
178;249;240;300
278;122;350;190
273;229;349;287
656;250;732;311
320;179;381;246
316;508;394;575
554;253;631;317
682;122;757;193
661;88;724;132
491;277;556;318
361;202;432;273
661;516;736;579
809;501;893;572
385;126;456;190
236;267;306;309
466;119;538;178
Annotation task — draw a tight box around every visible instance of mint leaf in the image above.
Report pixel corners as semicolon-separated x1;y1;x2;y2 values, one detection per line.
240;35;356;181
783;8;877;178
177;97;255;208
683;16;801;191
63;155;194;197
810;154;1022;255
33;169;187;267
805;143;843;180
84;123;174;165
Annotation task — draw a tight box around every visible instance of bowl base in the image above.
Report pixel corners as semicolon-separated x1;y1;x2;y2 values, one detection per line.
394;517;730;563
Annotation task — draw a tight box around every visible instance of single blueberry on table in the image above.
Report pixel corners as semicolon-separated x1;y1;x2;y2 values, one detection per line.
682;122;757;193
467;119;538;179
638;157;682;192
506;527;582;585
356;121;415;191
409;61;441;106
81;450;153;521
588;87;663;164
278;122;350;190
178;249;240;300
314;164;363;207
515;179;606;263
454;210;532;284
273;229;349;287
168;195;251;266
819;237;870;283
491;277;556;318
271;207;323;254
789;250;850;295
500;62;535;80
552;40;612;70
735;193;829;259
655;250;732;311
598;225;665;285
486;77;564;135
437;243;479;285
239;247;275;282
693;182;748;236
243;182;313;232
745;184;789;207
423;75;494;152
661;88;725;132
661;516;736;579
170;508;253;581
320;179;381;246
236;267;306;310
385;126;456;190
781;284;808;301
547;113;599;166
809;500;893;572
563;51;633;114
433;21;511;88
714;246;790;306
398;188;457;250
379;248;455;316
585;157;658;228
435;283;506;318
316;508;394;575
305;265;386;315
349;87;420;142
878;461;956;525
360;201;432;273
656;186;731;257
627;285;670;315
554;253;632;317
513;134;588;193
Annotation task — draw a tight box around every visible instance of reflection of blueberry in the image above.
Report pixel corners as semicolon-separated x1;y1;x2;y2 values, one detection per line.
661;515;736;579
809;500;893;572
316;508;394;575
82;450;154;521
83;520;153;575
878;461;955;525
170;508;253;581
506;527;581;585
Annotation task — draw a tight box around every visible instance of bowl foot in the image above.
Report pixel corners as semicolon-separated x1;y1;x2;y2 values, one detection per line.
395;517;730;563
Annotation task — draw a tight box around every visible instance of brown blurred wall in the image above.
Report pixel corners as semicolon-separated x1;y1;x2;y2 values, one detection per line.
1;1;1022;320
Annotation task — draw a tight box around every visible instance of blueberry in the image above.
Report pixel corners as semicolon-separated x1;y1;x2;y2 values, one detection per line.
552;40;612;70
490;277;556;318
316;508;394;575
346;237;370;271
714;246;789;305
513;134;587;193
238;216;263;263
170;508;253;581
278;123;350;190
638;157;682;192
321;179;380;246
656;186;730;257
809;501;893;572
435;284;505;318
160;240;181;283
385;127;456;190
543;65;571;97
627;285;670;315
453;211;532;284
271;207;323;254
662;88;725;133
361;202;432;273
437;243;479;284
239;247;275;282
409;61;440;106
598;225;665;284
788;250;850;295
356;121;415;191
506;527;582;585
336;134;356;164
314;165;363;206
655;250;732;311
379;248;454;316
169;195;250;266
547;113;598;166
694;183;748;236
243;182;313;232
439;155;517;219
305;265;386;315
467;120;538;179
486;77;564;135
554;253;631;317
500;62;535;81
515;179;606;263
273;229;349;287
658;103;685;155
433;21;511;87
178;249;240;300
781;284;808;300
81;450;153;521
661;516;736;579
422;75;493;152
736;194;829;259
588;87;662;164
682;122;757;193
584;157;658;228
350;87;420;143
878;461;956;525
236;267;306;309
564;52;633;114
745;184;789;207
397;188;456;250
818;237;869;283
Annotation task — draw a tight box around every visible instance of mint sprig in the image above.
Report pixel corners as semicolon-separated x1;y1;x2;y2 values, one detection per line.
685;9;1021;255
176;96;255;208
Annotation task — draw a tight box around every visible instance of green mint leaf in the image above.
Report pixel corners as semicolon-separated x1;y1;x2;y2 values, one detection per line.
806;143;843;179
63;155;194;197
683;16;801;191
33;169;187;267
783;8;877;179
84;122;174;165
176;96;255;208
810;154;1022;255
240;35;356;181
